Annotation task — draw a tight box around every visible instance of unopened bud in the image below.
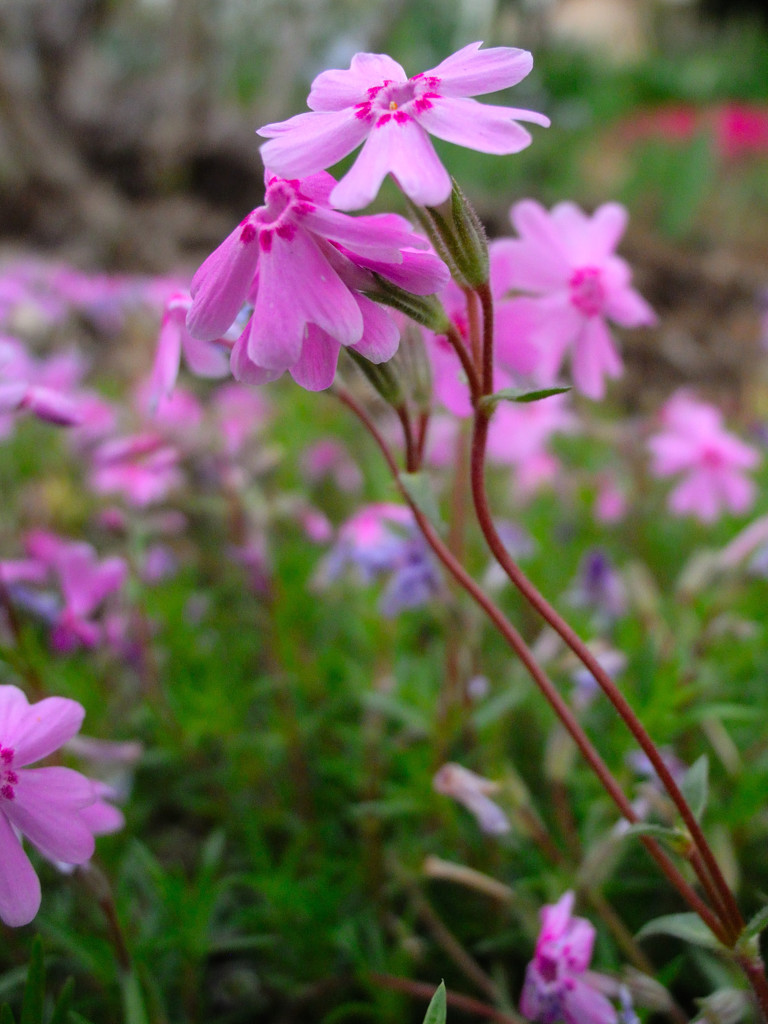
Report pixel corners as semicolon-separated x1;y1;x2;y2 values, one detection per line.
409;180;489;288
368;276;449;333
343;348;404;407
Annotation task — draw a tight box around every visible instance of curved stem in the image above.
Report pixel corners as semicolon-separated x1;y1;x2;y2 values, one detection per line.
469;405;743;944
334;386;730;946
445;322;482;405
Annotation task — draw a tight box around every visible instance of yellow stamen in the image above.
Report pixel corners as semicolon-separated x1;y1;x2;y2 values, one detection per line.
389;101;398;111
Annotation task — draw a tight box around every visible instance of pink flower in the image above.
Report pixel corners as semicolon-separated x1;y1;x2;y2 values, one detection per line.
496;201;656;399
24;532;127;652
147;290;230;410
187;172;448;390
433;763;510;835
647;391;760;523
90;433;183;507
0;684;106;926
258;42;549;210
520;891;617;1024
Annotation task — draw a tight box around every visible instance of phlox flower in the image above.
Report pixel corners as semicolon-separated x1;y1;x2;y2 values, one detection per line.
520;891;617;1024
0;684;108;926
187;172;448;390
24;532;127;652
647;391;760;523
258;42;549;210
90;433;183;507
495;200;657;399
0;336;83;432
147;290;230;410
487;393;578;496
317;503;440;616
433;763;510;835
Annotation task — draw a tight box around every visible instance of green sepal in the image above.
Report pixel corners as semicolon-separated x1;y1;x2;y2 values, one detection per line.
449;179;489;287
366;277;449;332
343;349;404;406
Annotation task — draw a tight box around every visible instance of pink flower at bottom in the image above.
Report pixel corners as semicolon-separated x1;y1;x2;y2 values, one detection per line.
648;391;760;523
520;891;617;1024
0;685;104;926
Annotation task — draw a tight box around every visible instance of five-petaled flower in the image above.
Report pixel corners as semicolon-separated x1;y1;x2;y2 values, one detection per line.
495;200;657;399
648;390;760;523
257;42;549;210
0;685;109;926
520;891;617;1024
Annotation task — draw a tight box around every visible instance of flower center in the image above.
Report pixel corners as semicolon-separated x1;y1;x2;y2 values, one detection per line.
248;178;315;251
569;266;605;317
0;745;18;800
355;75;441;127
701;445;725;469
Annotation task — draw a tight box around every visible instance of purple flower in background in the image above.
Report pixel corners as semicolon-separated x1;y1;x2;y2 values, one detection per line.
495;201;656;399
648;391;760;523
258;42;549;210
568;549;627;624
0;685;105;926
187;172;448;390
520;891;618;1024
433;763;510;835
318;503;440;616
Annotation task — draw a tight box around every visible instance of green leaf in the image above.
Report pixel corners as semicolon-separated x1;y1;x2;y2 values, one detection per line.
422;981;446;1024
620;822;688;847
479;386;571;413
636;912;723;950
121;972;149;1024
399;472;444;532
741;904;768;942
48;978;74;1024
19;937;44;1024
679;756;709;821
0;1005;16;1024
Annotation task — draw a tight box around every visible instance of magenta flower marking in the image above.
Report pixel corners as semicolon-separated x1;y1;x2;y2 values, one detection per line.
494;200;657;399
186;172;448;391
647;390;760;523
520;892;618;1024
257;42;549;210
0;685;106;927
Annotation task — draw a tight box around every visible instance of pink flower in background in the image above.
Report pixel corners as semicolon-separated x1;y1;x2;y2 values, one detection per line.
487;393;578;496
90;433;183;507
0;336;83;431
495;201;656;399
187;172;448;390
520;891;617;1024
648;391;760;523
148;291;231;410
24;532;127;652
433;763;510;835
0;685;103;926
424;241;541;417
258;42;549;210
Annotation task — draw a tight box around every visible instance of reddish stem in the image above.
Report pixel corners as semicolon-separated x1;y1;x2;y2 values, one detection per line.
334;387;730;946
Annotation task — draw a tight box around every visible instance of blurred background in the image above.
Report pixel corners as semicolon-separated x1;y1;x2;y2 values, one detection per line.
1;0;767;394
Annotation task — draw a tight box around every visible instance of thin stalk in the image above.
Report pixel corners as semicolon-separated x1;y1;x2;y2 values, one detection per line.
469;405;743;945
335;387;730;946
395;404;418;472
445;322;481;404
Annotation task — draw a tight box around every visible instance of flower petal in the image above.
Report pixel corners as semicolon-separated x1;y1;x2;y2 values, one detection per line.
0;814;41;927
230;330;284;385
424;42;534;97
7;767;96;864
418;96;548;154
187;219;261;340
9;696;85;767
289;327;340;391
258;110;369;179
308;52;407;110
332;119;451;210
349;296;400;363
